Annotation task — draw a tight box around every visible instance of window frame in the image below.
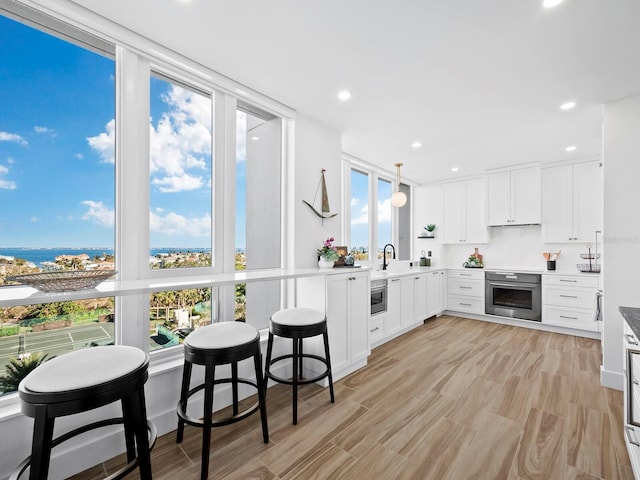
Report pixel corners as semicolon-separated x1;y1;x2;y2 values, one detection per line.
343;155;411;265
0;2;294;403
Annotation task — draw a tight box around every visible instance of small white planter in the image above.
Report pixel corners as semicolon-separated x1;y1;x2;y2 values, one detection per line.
318;258;335;269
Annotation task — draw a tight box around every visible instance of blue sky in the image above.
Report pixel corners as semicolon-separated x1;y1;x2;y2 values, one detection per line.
0;14;246;249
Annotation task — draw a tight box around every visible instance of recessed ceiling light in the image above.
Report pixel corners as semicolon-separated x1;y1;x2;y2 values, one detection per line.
251;136;260;141
337;90;351;101
565;145;577;152
411;141;422;149
543;0;564;8
560;101;576;110
451;167;459;172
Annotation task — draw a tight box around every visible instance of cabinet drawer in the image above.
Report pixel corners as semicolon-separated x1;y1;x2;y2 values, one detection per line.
369;314;384;343
448;278;484;297
449;269;484;280
543;275;599;289
543;285;596;309
447;294;484;314
542;306;597;331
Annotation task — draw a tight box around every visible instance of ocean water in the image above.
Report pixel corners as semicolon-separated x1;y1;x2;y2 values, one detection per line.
0;247;211;268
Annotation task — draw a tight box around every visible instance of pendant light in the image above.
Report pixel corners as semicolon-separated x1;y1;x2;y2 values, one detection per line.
391;162;407;207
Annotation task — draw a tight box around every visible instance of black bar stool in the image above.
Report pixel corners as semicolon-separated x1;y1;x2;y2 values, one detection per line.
176;321;268;480
11;346;156;480
264;307;335;425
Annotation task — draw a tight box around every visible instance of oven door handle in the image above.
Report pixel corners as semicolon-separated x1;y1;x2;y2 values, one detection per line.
488;282;540;289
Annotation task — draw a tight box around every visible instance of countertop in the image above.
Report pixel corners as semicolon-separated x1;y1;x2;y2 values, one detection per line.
620;306;640;340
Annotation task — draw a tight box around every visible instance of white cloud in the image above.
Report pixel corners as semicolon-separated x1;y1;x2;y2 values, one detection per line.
150;210;211;237
74;153;83;160
81;200;114;227
236;111;247;163
378;198;392;224
0;164;16;190
151;173;204;193
87;119;115;164
30;217;40;222
351;197;360;207
351;204;369;225
34;126;56;137
0;131;27;146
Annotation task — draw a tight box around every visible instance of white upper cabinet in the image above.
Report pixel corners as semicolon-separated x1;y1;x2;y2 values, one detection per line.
441;178;488;244
487;166;541;226
541;161;602;243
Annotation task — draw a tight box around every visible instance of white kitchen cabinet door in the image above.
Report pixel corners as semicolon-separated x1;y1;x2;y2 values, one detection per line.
442;181;465;243
426;270;443;318
413;274;428;323
386;277;402;335
486;171;511;226
400;275;416;327
487;167;541;226
442;178;488;244
573;161;603;242
464;178;488;243
542;161;602;243
512;166;541;225
325;272;370;373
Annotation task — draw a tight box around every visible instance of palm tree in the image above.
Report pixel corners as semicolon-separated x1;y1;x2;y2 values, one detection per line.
0;352;50;394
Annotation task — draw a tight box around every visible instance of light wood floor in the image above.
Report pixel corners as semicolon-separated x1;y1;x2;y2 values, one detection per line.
71;315;633;480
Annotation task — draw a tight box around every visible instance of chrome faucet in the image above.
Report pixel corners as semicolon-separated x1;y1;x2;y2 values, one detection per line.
382;243;395;270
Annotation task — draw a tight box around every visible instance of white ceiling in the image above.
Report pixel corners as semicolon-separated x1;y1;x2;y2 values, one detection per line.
70;0;640;184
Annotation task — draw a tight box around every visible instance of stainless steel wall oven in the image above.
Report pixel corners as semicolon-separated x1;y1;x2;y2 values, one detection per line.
371;279;387;316
485;271;542;321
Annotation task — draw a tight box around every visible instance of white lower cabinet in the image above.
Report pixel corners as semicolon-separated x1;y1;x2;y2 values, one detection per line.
447;269;485;315
370;269;445;348
297;271;369;381
623;317;640;479
542;274;600;332
426;270;445;318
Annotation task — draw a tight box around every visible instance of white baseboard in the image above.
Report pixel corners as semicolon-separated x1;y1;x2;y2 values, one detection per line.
601;366;624;390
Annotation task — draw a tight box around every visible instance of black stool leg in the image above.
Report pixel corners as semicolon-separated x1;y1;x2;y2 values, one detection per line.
232;361;239;416
121;396;137;463
292;335;299;425
126;388;153;480
298;337;304;380
323;330;335;403
28;409;55;480
253;352;269;443
201;362;215;480
264;332;274;394
176;360;193;443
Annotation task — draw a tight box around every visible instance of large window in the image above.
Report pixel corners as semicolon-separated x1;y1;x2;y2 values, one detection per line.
0;12;115;395
149;75;213;269
350;169;370;261
346;162;410;264
0;5;288;398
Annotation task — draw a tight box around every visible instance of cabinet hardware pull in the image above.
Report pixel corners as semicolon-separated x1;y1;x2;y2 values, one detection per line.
392;279;400;282
459;286;472;289
415;277;420;280
559;294;578;298
560;279;577;282
625;334;639;346
626;426;640;447
370;327;380;332
634;379;639;386
460;273;471;276
460;302;472;306
560;315;578;320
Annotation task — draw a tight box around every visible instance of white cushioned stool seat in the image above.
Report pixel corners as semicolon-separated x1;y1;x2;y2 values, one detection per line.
12;346;154;480
264;307;335;425
22;346;146;393
176;321;268;480
271;307;325;327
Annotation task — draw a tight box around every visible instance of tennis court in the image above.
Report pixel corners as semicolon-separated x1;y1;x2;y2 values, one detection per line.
0;323;115;369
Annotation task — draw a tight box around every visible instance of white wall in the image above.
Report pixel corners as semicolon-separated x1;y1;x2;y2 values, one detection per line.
293;116;343;268
601;95;640;389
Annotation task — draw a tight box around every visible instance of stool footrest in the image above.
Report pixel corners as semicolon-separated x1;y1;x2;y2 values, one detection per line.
177;377;263;429
10;418;157;480
266;353;331;385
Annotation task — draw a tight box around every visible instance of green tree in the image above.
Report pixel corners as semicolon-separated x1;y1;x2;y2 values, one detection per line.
0;353;50;394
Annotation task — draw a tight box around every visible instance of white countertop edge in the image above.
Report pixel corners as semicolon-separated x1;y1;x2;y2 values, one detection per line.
0;266;373;307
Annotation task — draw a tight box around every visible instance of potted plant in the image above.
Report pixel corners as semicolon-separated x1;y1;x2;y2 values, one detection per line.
317;237;339;269
422;224;436;238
